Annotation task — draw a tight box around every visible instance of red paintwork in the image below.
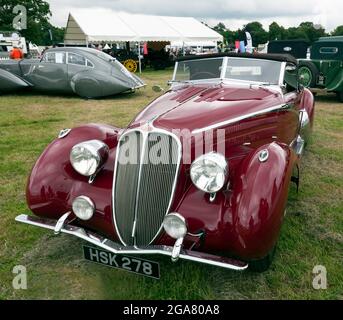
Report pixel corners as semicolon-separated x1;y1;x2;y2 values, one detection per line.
26;82;314;261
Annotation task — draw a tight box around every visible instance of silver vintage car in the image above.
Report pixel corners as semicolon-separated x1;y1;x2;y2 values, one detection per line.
0;47;145;98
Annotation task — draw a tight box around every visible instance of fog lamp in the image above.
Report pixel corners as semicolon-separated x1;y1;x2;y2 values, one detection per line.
163;213;187;239
72;196;95;221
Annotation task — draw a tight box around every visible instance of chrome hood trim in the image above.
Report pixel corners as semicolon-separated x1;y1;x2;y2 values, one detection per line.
192;103;290;134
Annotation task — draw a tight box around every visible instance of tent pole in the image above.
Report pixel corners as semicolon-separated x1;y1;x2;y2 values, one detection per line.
138;42;142;74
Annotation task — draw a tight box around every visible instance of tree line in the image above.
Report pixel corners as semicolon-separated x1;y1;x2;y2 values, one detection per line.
1;1;343;47
213;21;343;47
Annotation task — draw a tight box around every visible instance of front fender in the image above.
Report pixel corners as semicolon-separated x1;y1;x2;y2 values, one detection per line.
161;142;296;261
0;68;31;92
26;124;120;239
230;142;295;260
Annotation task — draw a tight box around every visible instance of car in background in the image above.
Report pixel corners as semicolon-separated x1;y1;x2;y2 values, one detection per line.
298;36;343;101
109;47;143;73
0;47;145;98
16;53;315;277
268;40;310;59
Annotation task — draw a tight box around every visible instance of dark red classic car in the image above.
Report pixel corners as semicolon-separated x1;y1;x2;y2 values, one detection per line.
16;53;315;277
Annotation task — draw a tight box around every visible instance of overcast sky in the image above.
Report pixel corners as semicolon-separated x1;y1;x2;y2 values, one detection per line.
47;0;342;32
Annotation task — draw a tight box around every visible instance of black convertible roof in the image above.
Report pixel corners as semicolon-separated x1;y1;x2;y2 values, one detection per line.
177;52;298;65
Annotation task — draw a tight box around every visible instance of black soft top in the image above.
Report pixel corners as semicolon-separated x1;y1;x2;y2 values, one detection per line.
177;52;298;65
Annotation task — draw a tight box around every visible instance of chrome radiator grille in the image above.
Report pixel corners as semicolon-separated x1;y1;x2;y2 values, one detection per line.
113;130;181;246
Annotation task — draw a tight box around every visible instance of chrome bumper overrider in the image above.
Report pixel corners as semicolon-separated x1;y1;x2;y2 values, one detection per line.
15;214;248;271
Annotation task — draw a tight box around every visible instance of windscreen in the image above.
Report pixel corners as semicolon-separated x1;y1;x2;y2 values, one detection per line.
225;58;282;84
174;58;224;81
173;57;283;84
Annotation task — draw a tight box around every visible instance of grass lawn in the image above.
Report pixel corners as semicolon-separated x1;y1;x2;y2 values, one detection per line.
0;69;342;300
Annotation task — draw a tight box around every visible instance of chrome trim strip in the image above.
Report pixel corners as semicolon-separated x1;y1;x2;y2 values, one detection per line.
220;56;229;80
279;62;287;86
58;128;71;139
132;130;148;245
15;214;248;271
290;135;305;156
172;61;178;82
299;109;310;128
192;104;289;134
112;133;130;246
112;127;182;247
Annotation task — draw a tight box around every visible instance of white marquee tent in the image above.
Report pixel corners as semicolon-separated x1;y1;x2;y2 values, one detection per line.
64;9;223;45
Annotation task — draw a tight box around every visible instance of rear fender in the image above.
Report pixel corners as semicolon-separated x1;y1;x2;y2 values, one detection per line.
301;88;315;127
299;88;315;144
70;72;103;98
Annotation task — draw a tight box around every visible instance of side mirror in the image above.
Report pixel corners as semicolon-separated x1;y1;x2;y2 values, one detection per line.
152;85;164;93
285;65;297;72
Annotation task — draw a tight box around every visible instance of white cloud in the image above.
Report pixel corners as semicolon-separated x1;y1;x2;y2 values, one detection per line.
47;0;342;32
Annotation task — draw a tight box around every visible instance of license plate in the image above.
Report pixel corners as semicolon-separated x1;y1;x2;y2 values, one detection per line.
83;245;160;279
317;75;326;86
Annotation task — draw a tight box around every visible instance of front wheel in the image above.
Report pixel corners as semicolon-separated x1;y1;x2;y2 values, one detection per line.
248;246;276;273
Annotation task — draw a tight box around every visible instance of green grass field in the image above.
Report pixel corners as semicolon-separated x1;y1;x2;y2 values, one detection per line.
0;69;342;300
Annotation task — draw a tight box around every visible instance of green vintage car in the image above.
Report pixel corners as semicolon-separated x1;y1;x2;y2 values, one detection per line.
298;36;343;102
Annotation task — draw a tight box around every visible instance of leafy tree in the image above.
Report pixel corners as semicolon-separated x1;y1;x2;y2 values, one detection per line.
0;0;63;45
213;22;226;34
332;26;343;36
285;27;309;41
297;22;326;42
243;21;269;47
269;22;287;41
212;20;329;47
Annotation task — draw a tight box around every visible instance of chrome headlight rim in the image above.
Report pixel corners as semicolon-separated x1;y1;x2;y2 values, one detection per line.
70;140;108;177
163;213;188;240
190;152;228;194
72;195;95;221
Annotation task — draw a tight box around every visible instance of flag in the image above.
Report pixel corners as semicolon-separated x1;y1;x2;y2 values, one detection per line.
245;32;253;53
240;41;246;53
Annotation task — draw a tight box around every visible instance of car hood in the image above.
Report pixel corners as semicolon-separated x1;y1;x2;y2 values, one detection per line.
129;83;284;133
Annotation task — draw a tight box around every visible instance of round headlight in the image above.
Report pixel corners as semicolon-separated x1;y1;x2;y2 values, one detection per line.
190;152;228;193
163;213;187;239
72;196;95;221
70;140;108;176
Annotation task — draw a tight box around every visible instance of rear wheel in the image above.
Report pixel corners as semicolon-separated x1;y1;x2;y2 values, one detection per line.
248;246;276;273
298;62;318;88
123;59;138;73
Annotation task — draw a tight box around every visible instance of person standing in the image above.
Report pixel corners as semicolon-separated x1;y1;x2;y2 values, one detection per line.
10;45;23;60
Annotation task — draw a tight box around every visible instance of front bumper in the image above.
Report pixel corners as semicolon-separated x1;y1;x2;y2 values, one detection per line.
15;214;248;271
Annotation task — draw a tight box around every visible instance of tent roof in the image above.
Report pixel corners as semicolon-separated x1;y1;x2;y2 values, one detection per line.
64;9;223;44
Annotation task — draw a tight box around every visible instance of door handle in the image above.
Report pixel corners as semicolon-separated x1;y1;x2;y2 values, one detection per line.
37;65;44;69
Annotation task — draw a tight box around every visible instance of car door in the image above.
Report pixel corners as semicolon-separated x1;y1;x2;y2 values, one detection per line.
66;52;93;81
28;51;69;92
